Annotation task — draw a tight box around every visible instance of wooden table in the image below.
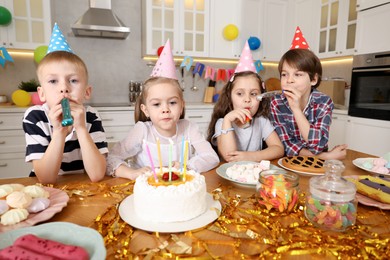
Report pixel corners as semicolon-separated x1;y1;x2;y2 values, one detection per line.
1;149;389;259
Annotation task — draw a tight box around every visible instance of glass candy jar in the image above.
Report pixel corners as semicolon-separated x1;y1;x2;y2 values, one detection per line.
256;170;299;212
305;160;357;231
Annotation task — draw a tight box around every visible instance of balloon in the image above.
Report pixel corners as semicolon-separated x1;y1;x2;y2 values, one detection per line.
248;36;261;50
31;92;44;105
157;46;164;56
12;90;31;107
0;7;12;26
223;24;239;41
34;45;48;64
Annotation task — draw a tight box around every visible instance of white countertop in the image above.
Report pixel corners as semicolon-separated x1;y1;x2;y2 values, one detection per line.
333;108;348;115
0;102;215;113
0;103;348;114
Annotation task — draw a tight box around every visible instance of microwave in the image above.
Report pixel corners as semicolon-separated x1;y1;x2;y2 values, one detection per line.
349;51;390;121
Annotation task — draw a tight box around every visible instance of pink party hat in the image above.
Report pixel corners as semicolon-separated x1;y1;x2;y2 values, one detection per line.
290;26;310;50
234;41;256;73
150;39;178;80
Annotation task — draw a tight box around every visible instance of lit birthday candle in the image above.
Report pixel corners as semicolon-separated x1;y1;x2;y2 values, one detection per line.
169;139;173;181
180;135;184;173
144;140;158;182
183;140;188;181
156;137;163;174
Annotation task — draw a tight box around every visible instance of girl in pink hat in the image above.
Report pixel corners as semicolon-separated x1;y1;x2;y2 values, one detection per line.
106;40;219;179
206;71;284;163
206;42;284;163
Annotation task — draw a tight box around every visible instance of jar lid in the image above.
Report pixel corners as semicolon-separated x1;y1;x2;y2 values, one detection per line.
309;160;356;202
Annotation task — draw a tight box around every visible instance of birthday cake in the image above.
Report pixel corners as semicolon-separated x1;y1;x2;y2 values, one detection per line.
133;168;207;223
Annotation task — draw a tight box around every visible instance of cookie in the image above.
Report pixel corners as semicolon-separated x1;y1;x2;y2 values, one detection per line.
282;156;325;173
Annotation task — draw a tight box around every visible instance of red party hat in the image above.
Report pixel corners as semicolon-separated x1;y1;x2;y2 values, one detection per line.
150;39;178;80
290;26;310;50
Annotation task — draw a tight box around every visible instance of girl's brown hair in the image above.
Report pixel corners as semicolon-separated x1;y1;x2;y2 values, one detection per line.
278;49;322;88
206;71;269;144
134;77;186;122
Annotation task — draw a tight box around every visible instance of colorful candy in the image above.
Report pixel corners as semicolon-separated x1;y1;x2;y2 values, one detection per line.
256;172;299;212
305;195;357;231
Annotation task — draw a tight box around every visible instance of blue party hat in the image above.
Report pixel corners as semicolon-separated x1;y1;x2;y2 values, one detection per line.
47;23;73;54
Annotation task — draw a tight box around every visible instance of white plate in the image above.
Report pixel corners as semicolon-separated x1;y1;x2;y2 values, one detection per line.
352;158;390;176
216;161;282;186
277;158;324;176
119;193;221;233
345;176;390;210
0;187;69;233
0;222;106;260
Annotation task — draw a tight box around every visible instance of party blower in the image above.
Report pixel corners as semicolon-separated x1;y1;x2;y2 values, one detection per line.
256;90;283;101
61;98;73;126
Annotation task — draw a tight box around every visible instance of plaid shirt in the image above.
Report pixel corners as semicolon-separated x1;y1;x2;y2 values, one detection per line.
270;89;334;156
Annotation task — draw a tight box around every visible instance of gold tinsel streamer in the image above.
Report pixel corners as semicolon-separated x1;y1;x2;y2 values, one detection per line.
52;181;390;259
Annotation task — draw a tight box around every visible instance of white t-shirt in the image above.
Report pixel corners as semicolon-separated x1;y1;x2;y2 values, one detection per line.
212;116;274;151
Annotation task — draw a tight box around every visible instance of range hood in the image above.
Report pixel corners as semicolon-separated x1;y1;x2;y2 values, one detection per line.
71;0;130;39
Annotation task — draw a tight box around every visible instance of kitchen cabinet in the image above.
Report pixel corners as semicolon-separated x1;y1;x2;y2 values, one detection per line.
143;0;289;61
0;0;52;50
328;110;348;149
209;0;242;59
209;0;289;61
259;0;289;61
356;0;390;11
316;0;357;58
345;116;390;157
185;107;213;138
142;0;210;57
98;109;135;144
355;3;390;54
291;0;320;54
0;110;32;179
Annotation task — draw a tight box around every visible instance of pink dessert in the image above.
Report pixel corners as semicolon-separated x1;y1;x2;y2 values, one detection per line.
0;234;89;260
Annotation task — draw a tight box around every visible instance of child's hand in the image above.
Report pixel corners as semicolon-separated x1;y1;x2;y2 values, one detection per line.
224;109;252;125
326;144;348;160
172;161;181;170
225;151;250;162
282;87;302;111
68;99;87;131
127;166;151;180
115;165;151;180
48;102;70;135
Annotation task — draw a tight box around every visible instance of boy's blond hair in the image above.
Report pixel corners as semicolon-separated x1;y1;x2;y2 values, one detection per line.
37;51;89;81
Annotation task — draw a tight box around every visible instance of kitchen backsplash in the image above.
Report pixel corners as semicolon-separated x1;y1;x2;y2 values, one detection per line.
0;0;353;106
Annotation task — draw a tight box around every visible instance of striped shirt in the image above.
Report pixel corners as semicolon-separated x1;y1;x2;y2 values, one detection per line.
23;103;108;175
270;89;334;156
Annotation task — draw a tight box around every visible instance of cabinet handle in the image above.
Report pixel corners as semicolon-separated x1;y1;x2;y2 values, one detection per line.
101;118;114;121
188;116;203;119
332;116;338;120
106;136;115;139
0;140;5;144
0;163;7;167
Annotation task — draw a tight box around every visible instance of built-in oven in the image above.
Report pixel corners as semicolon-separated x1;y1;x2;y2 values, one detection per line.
349;51;390;121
